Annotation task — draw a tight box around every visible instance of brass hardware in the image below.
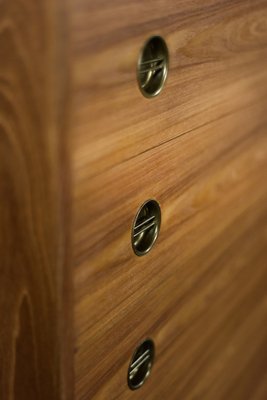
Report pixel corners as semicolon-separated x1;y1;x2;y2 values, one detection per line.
128;339;155;390
137;36;169;98
132;200;161;256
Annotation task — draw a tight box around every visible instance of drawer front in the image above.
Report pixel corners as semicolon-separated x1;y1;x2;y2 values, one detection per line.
70;1;267;399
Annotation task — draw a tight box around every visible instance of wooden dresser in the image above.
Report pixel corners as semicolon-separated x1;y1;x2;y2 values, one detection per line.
1;1;267;399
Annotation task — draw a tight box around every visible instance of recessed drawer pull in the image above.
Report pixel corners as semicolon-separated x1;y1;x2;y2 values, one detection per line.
132;200;161;256
128;339;155;390
137;36;169;98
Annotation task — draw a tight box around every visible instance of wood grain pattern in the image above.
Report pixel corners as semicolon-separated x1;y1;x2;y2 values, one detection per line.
0;1;73;399
2;0;267;399
69;0;267;399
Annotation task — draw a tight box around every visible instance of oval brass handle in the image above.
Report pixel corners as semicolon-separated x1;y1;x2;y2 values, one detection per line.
128;339;155;390
137;36;169;98
132;199;161;256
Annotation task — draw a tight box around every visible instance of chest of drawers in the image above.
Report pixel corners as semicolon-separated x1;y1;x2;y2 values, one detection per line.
1;1;267;399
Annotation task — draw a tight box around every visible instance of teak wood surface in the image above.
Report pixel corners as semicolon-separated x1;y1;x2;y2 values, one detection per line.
0;1;73;400
1;0;267;399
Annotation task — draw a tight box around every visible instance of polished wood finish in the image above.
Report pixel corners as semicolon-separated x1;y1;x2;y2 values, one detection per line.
0;1;73;399
1;0;267;399
70;0;267;399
